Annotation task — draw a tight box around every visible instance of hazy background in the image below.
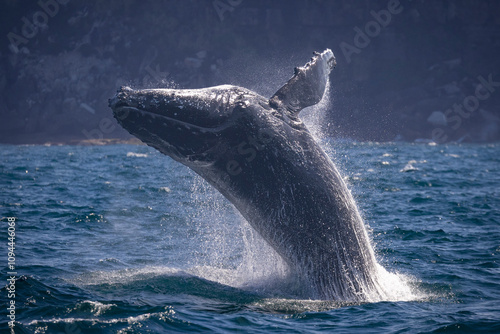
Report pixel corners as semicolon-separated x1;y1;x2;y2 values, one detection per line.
1;0;499;144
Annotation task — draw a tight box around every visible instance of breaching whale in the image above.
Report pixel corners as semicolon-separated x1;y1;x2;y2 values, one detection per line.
109;49;384;300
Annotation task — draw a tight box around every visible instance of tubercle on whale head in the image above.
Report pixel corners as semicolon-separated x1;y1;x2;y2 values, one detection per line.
108;86;134;109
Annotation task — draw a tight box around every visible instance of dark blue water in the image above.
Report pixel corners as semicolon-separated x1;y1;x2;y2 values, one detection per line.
1;141;499;333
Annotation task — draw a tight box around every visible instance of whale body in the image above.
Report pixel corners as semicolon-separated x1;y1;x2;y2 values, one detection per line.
109;49;384;300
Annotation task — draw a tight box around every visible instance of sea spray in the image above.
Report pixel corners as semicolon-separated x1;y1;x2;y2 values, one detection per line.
187;174;291;292
178;75;419;302
300;79;331;140
187;175;239;271
301;79;419;302
110;50;421;301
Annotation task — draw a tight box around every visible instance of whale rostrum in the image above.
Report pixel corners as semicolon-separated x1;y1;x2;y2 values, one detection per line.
109;49;387;300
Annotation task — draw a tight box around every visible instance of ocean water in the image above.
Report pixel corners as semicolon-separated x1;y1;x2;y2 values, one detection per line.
1;141;499;333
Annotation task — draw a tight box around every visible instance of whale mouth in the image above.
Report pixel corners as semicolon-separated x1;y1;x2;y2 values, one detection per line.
109;88;235;162
112;105;218;133
111;104;223;162
109;88;209;131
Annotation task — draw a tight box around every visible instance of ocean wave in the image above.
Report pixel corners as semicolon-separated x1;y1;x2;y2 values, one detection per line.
126;152;149;158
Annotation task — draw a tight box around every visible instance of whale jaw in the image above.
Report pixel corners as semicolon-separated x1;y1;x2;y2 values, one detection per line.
109;85;259;164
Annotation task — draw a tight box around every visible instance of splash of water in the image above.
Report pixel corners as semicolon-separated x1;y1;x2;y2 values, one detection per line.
186;170;420;301
182;76;421;302
300;79;331;140
186;175;291;292
299;80;420;302
122;55;422;302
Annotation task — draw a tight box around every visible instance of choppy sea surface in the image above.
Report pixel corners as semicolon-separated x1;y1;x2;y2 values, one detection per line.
1;141;499;333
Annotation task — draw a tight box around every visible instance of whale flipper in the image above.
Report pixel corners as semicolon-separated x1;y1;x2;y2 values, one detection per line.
269;49;336;115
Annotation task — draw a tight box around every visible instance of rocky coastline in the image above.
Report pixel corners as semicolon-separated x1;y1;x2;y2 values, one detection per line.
1;0;499;145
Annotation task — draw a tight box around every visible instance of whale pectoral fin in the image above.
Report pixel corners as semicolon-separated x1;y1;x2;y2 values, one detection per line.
269;49;336;115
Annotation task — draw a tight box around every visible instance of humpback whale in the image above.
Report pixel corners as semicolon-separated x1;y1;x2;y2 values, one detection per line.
109;49;384;300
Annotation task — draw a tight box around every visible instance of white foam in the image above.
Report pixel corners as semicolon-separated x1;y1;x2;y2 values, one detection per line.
159;186;171;192
76;300;116;316
126;152;148;158
69;266;185;286
26;307;175;327
367;264;422;302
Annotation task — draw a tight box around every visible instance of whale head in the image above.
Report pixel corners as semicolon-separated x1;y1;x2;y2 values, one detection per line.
109;84;278;170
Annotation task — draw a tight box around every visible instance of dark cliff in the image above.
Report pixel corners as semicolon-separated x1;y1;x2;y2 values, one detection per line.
1;0;499;144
